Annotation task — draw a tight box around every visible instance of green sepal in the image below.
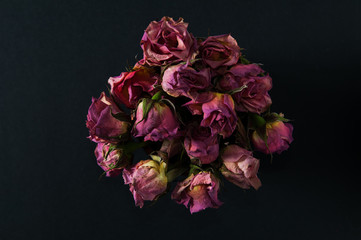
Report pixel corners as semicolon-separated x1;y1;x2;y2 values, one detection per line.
248;113;274;160
248;113;266;131
206;166;222;183
248;113;268;147
189;164;203;176
142;98;154;119
160;98;185;126
111;109;131;122
104;143;117;160
264;112;290;123
178;58;201;65
240;55;251;65
160;98;176;112
151;91;163;101
149;151;168;164
227;84;248;95
134;98;154;127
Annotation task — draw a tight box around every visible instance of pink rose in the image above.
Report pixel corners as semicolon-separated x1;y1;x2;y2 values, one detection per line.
184;92;237;138
95;143;128;177
171;172;222;214
86;92;130;143
218;64;272;114
132;99;180;141
162;64;211;98
123;160;167;208
184;124;219;164
252;120;294;154
108;68;159;109
220;145;261;189
140;16;196;66
199;34;240;69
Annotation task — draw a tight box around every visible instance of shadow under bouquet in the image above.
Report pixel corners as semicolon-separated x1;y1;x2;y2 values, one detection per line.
86;16;294;214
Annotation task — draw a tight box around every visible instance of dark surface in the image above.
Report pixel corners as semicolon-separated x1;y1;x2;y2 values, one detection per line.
1;0;360;239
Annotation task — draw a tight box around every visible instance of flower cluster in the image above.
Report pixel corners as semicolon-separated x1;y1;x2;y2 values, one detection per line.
86;17;294;213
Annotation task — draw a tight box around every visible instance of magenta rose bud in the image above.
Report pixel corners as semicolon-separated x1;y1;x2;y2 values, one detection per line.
199;34;240;69
95;143;128;177
123;160;167;208
220;145;261;190
162;64;211;98
184;92;237;138
86;92;130;143
132;100;180;142
141;16;196;66
218;64;272;114
171;172;222;214
184;124;219;164
252;120;294;154
108;68;159;109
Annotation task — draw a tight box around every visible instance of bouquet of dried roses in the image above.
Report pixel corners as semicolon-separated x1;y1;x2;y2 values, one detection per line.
86;17;294;213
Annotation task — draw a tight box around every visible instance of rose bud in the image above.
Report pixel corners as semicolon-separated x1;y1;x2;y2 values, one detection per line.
162;64;211;98
123;159;167;208
160;138;182;159
108;68;159;109
184;92;237;138
184;124;219;164
95;143;128;177
220;145;261;190
199;34;240;69
86;92;130;143
171;171;222;214
252;120;294;154
140;16;196;66
218;64;272;114
132;99;180;142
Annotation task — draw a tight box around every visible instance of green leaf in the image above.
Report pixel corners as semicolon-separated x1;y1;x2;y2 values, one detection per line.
123;141;148;155
166;167;187;182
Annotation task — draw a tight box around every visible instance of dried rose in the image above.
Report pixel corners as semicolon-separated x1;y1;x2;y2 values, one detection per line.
171;172;222;213
218;64;272;114
140;17;196;66
86;92;129;143
252;120;293;154
220;145;261;189
123;159;167;208
132;99;180;141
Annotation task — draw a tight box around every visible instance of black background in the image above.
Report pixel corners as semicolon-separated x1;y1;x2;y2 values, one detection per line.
1;0;360;239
